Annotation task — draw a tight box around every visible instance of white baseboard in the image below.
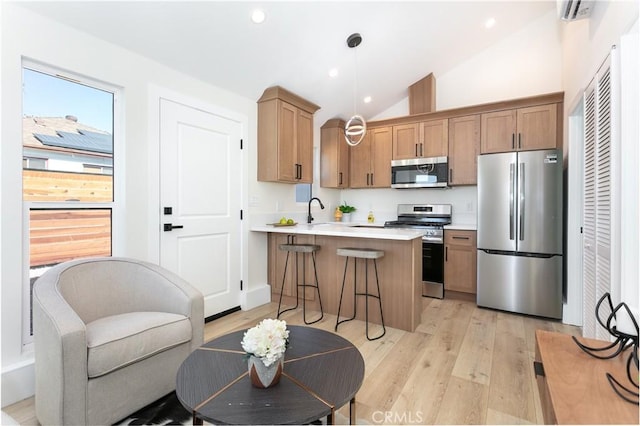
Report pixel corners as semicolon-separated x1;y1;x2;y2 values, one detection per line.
1;359;35;407
241;283;271;311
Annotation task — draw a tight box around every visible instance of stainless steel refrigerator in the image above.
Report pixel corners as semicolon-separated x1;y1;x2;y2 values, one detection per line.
477;149;563;319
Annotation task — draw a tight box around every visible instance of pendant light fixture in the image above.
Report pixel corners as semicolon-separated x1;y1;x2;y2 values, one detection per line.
344;33;367;147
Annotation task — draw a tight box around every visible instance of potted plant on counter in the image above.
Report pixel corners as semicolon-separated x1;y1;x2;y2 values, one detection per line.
338;202;356;222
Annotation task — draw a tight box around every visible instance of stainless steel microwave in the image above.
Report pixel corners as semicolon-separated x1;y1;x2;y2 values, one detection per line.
391;157;448;188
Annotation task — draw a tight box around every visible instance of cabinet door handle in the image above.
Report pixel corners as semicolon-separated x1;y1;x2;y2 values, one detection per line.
511;134;515;150
366;173;370;186
339;172;343;185
518;133;522;149
449;168;453;183
370;173;374;186
420;143;423;157
452;236;470;240
445;246;448;262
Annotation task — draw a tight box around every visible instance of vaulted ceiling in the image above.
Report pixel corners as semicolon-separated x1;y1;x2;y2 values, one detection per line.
16;1;556;124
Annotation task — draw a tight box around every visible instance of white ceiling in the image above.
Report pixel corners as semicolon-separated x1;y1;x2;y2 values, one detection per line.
16;1;556;125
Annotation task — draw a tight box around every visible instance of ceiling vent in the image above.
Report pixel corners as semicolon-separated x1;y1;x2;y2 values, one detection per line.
558;0;594;21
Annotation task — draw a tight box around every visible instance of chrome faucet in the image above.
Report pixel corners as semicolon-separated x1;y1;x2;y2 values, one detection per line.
307;197;325;223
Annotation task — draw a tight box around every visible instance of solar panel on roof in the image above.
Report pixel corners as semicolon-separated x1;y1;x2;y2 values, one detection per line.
33;130;112;154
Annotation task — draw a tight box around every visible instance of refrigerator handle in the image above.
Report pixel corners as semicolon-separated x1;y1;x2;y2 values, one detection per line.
509;163;515;240
519;162;525;241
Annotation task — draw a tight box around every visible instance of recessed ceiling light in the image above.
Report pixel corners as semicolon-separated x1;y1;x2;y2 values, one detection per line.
251;9;266;24
485;17;496;29
328;68;339;78
363;96;372;104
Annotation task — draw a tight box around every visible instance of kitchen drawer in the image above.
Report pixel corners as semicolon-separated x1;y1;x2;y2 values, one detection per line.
444;230;476;246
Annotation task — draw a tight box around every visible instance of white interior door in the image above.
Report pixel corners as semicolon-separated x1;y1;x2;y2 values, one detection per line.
159;98;242;317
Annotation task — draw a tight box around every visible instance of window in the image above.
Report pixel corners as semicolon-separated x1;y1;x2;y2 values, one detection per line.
23;156;47;170
22;63;119;342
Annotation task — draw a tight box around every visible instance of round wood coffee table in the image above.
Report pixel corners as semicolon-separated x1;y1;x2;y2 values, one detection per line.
176;325;365;425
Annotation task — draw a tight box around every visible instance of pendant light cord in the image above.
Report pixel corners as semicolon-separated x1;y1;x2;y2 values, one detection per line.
353;47;358;117
344;33;366;147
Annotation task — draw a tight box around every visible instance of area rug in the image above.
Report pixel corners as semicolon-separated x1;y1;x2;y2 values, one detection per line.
115;391;358;425
115;391;193;425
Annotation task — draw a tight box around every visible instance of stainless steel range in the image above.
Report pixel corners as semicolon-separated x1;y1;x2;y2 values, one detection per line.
385;204;452;299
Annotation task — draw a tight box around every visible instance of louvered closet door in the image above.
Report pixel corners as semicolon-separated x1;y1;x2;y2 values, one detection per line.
595;64;613;340
583;84;597;338
582;56;613;340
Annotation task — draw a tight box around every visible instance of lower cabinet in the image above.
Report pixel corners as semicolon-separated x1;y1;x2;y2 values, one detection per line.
268;234;316;300
444;229;477;294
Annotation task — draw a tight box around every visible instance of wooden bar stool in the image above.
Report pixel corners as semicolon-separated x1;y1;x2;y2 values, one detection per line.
335;247;386;341
276;242;324;324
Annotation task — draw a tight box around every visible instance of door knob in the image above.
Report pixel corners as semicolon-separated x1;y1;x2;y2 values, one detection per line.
163;223;184;232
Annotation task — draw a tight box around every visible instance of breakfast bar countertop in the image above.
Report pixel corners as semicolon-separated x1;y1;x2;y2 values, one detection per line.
250;222;424;241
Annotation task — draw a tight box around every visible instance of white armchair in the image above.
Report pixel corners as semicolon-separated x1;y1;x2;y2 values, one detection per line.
33;257;204;425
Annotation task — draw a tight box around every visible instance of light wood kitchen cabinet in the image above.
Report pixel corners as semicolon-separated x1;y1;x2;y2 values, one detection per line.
392;119;448;160
350;126;392;188
257;86;320;183
320;119;349;188
444;229;477;294
422;119;448;157
409;73;436;115
448;115;480;185
268;233;316;300
480;103;558;154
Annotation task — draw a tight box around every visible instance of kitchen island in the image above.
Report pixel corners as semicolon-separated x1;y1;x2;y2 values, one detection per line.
251;223;423;332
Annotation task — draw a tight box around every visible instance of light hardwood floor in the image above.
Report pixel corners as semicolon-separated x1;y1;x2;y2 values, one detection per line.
4;293;580;425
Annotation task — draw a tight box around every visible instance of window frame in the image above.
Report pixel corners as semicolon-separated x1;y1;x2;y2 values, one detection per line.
21;59;125;347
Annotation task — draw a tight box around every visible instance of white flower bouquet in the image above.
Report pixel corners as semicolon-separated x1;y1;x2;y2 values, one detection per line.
241;318;289;367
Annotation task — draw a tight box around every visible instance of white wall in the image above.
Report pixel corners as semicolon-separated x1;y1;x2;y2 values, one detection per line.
438;10;563;110
1;3;260;406
375;11;562;118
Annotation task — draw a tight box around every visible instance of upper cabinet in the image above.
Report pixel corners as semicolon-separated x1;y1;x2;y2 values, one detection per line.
317;92;563;188
409;73;436;115
350;126;392;188
480;103;558;154
320;119;350;188
257;86;320;183
448;115;480;186
392;119;448;160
